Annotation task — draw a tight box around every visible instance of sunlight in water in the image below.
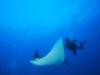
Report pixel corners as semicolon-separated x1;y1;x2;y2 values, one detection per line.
1;0;97;36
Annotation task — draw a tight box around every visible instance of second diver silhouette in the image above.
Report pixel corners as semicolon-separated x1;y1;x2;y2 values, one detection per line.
64;38;87;55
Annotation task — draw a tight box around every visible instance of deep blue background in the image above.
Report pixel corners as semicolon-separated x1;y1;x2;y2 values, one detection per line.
0;0;100;75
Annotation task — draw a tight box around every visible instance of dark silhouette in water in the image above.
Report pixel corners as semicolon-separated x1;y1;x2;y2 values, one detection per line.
34;51;41;59
64;38;87;55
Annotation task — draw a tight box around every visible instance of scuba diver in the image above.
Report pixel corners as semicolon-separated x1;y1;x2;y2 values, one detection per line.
64;38;87;55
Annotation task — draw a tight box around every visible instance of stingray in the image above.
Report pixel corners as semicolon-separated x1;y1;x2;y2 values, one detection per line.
30;38;65;66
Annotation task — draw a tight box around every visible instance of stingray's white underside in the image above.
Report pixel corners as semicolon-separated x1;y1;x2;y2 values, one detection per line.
30;38;65;66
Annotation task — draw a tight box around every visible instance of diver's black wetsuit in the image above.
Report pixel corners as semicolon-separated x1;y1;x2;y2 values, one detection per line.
64;38;86;55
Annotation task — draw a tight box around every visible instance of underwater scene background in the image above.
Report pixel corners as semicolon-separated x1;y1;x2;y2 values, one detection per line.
0;0;100;75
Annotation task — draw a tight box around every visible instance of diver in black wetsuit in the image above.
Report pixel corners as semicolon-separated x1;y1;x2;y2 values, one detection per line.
64;38;87;55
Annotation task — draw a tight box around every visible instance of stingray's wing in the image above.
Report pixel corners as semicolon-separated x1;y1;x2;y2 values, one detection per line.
30;38;65;66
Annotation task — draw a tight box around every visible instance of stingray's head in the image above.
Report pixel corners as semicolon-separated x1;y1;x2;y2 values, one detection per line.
34;58;40;61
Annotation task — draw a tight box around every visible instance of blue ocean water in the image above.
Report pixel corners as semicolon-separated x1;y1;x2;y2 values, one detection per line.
0;0;100;75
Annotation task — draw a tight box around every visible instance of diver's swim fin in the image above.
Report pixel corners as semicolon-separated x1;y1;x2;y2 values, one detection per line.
79;40;87;49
